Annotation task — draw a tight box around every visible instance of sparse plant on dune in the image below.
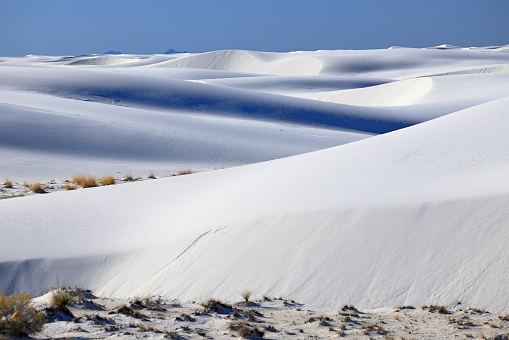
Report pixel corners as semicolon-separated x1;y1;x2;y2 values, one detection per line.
29;182;45;193
99;175;115;186
175;168;195;176
73;174;97;188
86;176;97;187
0;291;46;337
123;173;134;181
148;172;156;179
421;305;448;314
228;321;265;338
73;174;87;187
65;183;77;191
50;290;74;312
200;299;232;314
3;179;12;188
240;290;253;303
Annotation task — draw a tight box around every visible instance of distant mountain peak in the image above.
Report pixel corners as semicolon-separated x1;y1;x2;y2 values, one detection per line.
104;50;123;55
164;48;188;54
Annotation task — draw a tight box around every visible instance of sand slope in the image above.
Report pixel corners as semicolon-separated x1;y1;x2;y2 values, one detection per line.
1;46;509;313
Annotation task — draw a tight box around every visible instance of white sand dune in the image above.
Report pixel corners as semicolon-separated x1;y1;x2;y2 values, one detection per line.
0;66;412;133
318;72;509;109
0;92;368;181
156;47;509;78
1;45;509;313
199;75;393;98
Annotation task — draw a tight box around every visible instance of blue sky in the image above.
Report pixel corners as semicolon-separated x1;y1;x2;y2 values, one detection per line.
1;0;508;56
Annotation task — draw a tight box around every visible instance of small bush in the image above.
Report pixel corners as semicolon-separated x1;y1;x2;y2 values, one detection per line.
200;299;232;314
421;305;448;314
51;290;74;312
240;290;252;303
148;172;156;179
3;179;12;188
73;174;98;188
86;176;97;187
29;182;45;193
123;174;134;181
0;291;46;337
99;175;115;186
73;174;87;187
228;321;265;338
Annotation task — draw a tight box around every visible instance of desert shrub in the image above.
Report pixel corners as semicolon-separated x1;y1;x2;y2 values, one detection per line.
99;175;115;186
175;168;194;176
29;182;45;193
73;174;87;187
200;299;232;314
114;305;145;318
3;179;12;188
51;290;74;312
421;305;448;314
228;321;265;338
148;172;156;179
123;174;134;181
240;290;252;303
73;174;97;188
65;183;77;191
341;305;359;312
86;176;97;187
0;291;46;337
130;295;165;311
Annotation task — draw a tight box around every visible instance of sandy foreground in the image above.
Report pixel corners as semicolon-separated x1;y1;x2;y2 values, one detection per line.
25;289;509;340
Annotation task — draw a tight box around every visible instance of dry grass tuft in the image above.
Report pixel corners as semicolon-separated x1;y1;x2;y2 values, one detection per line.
87;176;97;187
65;183;78;191
99;175;115;186
123;174;134;181
73;174;97;188
0;291;46;337
29;182;45;193
421;305;448;314
138;324;157;332
3;179;12;188
73;174;87;187
228;321;265;338
148;172;156;179
175;168;195;176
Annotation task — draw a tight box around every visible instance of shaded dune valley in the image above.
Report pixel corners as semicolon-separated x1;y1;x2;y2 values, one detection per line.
2;44;509;338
